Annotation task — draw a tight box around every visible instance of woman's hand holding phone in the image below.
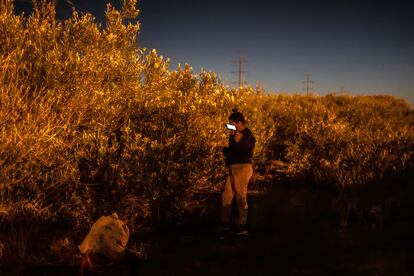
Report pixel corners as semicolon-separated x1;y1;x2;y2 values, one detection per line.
234;131;243;142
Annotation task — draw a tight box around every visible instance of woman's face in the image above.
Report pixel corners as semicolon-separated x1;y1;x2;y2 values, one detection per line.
229;120;244;131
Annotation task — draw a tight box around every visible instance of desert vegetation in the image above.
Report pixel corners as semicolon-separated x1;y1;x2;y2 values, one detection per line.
1;0;413;272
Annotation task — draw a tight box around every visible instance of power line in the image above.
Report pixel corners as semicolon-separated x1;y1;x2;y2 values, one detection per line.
302;74;314;95
231;51;248;88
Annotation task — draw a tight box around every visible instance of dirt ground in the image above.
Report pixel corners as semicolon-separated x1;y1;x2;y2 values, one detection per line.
4;220;414;275
1;173;414;275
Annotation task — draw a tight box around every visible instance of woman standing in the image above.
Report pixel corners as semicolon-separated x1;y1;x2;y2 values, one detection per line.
221;108;256;235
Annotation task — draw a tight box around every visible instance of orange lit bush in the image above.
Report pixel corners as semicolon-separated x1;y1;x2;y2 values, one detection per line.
1;1;413;230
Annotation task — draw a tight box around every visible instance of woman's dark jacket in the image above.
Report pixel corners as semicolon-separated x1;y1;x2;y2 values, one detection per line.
222;127;255;166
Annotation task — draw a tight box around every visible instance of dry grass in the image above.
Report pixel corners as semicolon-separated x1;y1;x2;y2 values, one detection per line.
0;0;413;234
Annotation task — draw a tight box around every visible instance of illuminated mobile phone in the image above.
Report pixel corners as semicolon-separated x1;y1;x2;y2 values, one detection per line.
225;123;237;130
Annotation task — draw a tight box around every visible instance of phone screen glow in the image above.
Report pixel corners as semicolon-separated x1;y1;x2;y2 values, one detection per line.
226;123;236;130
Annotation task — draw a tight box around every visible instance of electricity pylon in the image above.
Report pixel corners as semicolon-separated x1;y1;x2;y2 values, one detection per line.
231;51;248;88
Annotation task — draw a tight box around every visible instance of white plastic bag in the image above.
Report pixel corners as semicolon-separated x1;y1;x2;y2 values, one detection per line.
78;213;129;260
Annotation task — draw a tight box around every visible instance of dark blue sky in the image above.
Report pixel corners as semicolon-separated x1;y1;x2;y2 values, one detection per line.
14;0;414;105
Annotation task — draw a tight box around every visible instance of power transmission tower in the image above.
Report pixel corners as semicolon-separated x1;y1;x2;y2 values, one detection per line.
302;74;314;95
231;51;248;88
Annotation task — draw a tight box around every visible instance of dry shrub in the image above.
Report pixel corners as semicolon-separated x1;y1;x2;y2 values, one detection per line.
1;0;413;232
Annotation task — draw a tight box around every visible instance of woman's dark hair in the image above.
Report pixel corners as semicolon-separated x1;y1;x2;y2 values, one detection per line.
229;108;245;124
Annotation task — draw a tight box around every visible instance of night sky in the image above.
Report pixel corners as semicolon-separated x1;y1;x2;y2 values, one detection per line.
14;0;414;105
